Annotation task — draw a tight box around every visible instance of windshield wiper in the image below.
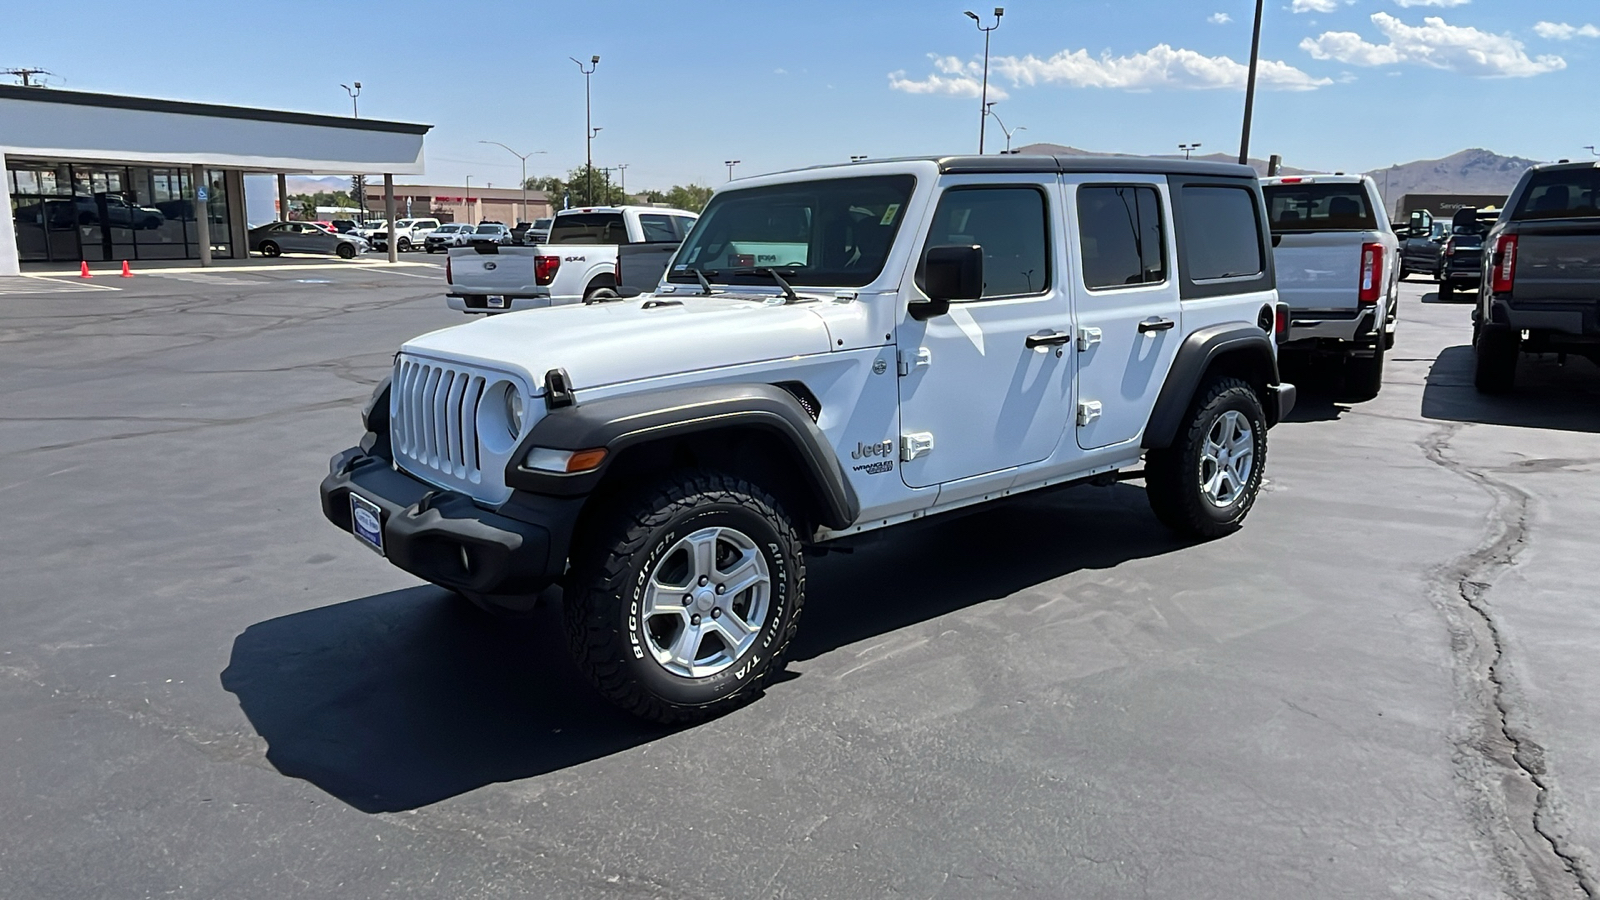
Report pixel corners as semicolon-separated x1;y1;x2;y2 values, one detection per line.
729;267;800;304
682;266;716;296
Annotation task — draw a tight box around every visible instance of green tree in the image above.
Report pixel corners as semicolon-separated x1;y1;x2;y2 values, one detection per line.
661;183;713;213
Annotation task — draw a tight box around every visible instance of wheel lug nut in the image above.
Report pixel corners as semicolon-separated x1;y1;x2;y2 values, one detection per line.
698;576;708;586
690;614;701;625
711;608;721;618
715;584;726;594
682;594;692;605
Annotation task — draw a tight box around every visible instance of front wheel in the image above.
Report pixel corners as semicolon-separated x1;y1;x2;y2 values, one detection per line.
336;243;356;259
1145;377;1267;540
259;240;281;257
564;471;804;723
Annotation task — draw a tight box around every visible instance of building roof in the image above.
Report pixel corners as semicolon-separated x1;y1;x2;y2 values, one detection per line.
0;85;430;135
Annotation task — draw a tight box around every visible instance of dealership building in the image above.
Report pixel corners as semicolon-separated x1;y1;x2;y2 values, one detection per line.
0;84;430;275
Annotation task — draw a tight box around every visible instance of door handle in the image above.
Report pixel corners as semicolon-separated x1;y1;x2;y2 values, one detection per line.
1137;318;1176;334
1025;331;1073;348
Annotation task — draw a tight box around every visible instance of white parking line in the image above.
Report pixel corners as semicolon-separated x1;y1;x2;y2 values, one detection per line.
0;277;121;295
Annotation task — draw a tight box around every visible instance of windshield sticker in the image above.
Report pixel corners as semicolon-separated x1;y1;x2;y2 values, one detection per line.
880;203;901;226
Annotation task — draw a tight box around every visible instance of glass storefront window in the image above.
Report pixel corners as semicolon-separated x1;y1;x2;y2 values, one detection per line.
7;161;235;263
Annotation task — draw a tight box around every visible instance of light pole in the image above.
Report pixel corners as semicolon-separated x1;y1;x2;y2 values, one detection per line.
986;104;1025;153
464;175;472;223
479;141;546;223
571;55;600;203
1586;146;1599;157
1178;142;1201;160
725;159;741;181
964;8;1003;154
615;163;628;200
1239;0;1264;165
342;82;363;214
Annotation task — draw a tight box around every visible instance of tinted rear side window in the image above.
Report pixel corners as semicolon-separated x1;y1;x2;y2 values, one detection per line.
638;214;678;242
1262;183;1378;232
549;213;627;244
1513;169;1600;220
1180;186;1265;281
1078;185;1167;289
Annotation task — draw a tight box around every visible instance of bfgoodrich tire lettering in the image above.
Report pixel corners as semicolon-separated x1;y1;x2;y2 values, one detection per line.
564;471;804;723
1145;376;1267;540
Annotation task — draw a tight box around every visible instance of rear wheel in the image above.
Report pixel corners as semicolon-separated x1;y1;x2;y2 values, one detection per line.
564;471;804;723
1474;325;1519;394
397;237;412;252
259;240;281;257
1344;340;1385;401
1145;377;1267;540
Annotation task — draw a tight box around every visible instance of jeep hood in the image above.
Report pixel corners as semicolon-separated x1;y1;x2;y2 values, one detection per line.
402;296;836;392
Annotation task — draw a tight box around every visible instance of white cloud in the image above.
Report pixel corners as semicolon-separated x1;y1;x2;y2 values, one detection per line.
988;44;1330;91
1534;21;1600;40
1301;13;1566;77
1292;0;1341;13
888;54;1010;99
1394;0;1469;7
1209;12;1232;24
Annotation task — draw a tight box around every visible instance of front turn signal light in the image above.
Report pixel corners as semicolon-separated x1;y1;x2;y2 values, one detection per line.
523;446;608;474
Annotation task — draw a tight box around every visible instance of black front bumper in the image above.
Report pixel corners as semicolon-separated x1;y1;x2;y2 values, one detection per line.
319;447;581;596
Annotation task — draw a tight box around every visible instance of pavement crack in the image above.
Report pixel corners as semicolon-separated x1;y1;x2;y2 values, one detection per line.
1420;421;1596;900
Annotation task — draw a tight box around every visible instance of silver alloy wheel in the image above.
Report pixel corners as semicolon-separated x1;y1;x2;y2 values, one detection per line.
1199;410;1255;508
642;525;771;678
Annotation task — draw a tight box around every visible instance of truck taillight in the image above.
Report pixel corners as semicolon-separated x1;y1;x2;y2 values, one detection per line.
1358;242;1383;304
1492;234;1518;293
1442;238;1455;257
445;255;452;284
614;260;621;286
1274;302;1290;343
535;255;561;286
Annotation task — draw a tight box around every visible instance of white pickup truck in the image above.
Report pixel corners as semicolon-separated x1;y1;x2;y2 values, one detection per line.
1260;175;1399;400
446;206;697;312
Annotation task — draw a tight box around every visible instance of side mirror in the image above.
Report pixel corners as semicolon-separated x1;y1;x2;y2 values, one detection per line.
913;244;983;320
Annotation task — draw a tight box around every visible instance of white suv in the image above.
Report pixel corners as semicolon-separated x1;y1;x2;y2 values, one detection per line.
369;217;440;252
322;155;1295;723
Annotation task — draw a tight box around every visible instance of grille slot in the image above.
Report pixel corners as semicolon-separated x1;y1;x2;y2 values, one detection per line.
393;357;487;485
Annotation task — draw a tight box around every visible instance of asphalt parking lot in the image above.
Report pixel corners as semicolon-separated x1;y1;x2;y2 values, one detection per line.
2;266;1598;899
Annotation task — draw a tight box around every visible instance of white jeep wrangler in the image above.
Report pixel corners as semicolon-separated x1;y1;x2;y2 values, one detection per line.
322;155;1295;723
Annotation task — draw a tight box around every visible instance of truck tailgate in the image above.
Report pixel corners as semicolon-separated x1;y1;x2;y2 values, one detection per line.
447;246;542;295
1271;232;1364;311
1511;220;1600;304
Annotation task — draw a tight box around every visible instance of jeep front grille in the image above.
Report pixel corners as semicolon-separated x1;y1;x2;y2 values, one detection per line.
392;358;488;484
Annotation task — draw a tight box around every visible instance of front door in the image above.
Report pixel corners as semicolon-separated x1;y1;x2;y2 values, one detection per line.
1067;178;1183;450
896;179;1074;489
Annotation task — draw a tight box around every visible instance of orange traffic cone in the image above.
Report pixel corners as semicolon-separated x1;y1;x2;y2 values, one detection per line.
79;261;91;278
120;260;133;278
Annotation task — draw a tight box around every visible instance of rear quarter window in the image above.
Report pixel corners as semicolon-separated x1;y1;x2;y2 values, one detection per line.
1513;169;1600;220
550;213;628;245
1179;186;1265;281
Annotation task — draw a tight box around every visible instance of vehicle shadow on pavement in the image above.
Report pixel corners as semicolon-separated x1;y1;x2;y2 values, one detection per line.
792;483;1184;660
1422;345;1600;434
221;485;1185;814
221;588;665;814
1277;356;1351;422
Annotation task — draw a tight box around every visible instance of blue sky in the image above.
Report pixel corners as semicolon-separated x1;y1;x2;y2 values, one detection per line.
3;0;1597;189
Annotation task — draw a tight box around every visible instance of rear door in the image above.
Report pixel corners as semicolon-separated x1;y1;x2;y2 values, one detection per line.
1067;178;1183;450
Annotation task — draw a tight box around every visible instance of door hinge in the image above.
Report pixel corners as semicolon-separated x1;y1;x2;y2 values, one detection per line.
1076;401;1103;426
897;347;932;376
900;432;935;462
1077;327;1102;352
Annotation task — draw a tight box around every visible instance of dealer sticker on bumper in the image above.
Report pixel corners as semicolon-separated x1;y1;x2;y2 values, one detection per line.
349;493;385;554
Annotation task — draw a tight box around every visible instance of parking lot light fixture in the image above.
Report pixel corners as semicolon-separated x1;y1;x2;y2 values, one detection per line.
986;104;1024;153
572;55;600;203
966;8;1003;154
725;159;741;181
850;155;868;163
340;81;361;118
479;141;546;224
1586;146;1599;158
1179;142;1201;160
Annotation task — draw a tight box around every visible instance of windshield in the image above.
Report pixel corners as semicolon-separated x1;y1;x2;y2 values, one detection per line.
1263;183;1379;232
474;225;501;234
669;174;916;288
534;218;552;229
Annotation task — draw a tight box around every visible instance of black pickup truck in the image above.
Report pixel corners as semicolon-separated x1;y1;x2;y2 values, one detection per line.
1438;208;1494;301
1473;161;1600;392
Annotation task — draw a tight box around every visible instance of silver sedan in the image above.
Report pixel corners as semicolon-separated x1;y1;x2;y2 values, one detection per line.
248;222;369;259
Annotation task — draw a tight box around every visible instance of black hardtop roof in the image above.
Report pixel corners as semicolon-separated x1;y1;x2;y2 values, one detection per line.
792;154;1257;180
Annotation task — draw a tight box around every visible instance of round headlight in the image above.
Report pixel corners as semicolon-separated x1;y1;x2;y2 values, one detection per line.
505;387;524;437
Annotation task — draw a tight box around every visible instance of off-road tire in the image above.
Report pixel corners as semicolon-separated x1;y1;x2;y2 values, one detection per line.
564;471;805;724
1474;325;1519;394
1145;377;1268;540
1344;340;1385;401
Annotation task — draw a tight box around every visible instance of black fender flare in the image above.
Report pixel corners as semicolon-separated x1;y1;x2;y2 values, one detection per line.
1142;324;1281;450
505;383;861;530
